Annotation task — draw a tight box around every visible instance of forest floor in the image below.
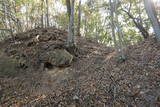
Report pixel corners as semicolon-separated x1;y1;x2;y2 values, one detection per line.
0;27;160;107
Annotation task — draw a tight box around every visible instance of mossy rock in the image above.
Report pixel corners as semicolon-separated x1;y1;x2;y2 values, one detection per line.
0;54;19;77
39;49;73;68
49;49;73;67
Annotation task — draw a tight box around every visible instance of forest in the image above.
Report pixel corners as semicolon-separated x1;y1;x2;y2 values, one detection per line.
0;0;160;106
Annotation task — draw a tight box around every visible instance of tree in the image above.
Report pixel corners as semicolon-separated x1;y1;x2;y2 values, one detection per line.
41;0;44;28
109;0;117;50
122;9;149;39
46;0;49;27
0;0;156;45
144;0;160;41
1;1;15;41
65;0;76;48
114;0;126;61
77;0;81;36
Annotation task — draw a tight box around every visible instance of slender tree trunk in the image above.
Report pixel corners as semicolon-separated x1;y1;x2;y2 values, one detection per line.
41;15;44;28
66;0;76;47
109;0;117;48
41;0;45;28
115;9;125;60
84;14;87;37
66;0;71;17
8;17;15;42
13;1;22;33
77;0;81;36
96;26;99;42
46;0;49;27
26;3;29;30
137;0;143;25
3;2;8;29
41;0;44;28
7;3;15;42
144;0;160;40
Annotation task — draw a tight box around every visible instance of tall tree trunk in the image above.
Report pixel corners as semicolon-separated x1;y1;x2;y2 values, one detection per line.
144;0;160;40
26;3;29;30
137;0;143;25
96;26;99;43
84;14;87;37
7;3;15;42
8;16;15;42
115;8;125;60
3;2;8;29
41;0;44;28
66;0;76;48
13;1;22;33
109;0;117;49
77;0;81;36
41;14;44;28
46;0;49;27
66;0;71;17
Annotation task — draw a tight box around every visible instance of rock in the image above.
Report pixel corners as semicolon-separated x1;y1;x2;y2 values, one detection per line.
73;95;79;100
51;49;73;67
39;49;73;68
39;34;52;42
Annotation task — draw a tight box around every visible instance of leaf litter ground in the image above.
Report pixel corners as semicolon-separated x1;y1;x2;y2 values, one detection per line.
0;27;160;107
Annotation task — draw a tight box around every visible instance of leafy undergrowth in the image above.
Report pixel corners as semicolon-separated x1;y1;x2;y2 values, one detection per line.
0;28;160;107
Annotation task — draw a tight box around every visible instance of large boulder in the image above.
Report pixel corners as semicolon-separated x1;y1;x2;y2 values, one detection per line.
39;49;73;68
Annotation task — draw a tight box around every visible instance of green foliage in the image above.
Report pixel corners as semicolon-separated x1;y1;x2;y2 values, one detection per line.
0;0;155;46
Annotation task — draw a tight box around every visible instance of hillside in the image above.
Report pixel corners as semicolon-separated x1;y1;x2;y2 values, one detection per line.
0;28;160;107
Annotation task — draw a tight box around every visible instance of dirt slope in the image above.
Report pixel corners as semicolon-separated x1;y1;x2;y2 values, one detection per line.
0;28;160;107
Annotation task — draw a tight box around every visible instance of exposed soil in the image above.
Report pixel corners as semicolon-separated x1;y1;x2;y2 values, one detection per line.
0;27;160;107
